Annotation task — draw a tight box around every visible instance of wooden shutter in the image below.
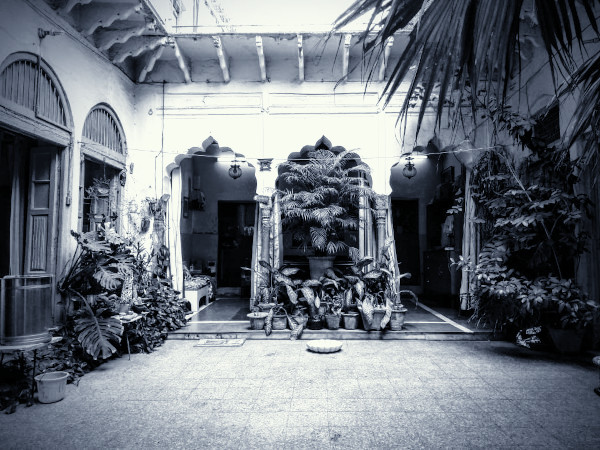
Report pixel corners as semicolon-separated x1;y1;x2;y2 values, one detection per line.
24;147;57;274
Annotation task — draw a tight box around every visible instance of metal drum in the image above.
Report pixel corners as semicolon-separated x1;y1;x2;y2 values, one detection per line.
1;275;53;345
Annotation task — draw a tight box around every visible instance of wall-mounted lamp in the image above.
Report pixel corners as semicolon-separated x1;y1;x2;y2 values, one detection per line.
229;158;242;179
402;156;417;179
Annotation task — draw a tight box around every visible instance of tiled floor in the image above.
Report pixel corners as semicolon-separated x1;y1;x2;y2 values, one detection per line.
1;339;599;449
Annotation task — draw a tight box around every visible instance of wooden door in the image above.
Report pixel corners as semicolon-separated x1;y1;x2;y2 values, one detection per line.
24;147;58;275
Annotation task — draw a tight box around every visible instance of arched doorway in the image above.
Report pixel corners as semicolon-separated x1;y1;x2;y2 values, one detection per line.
0;51;73;328
167;136;257;312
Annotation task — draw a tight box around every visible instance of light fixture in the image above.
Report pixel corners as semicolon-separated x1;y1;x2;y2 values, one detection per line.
402;156;417;179
229;158;242;179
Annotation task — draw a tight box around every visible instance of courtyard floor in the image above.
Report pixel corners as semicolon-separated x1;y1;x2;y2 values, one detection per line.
1;339;600;449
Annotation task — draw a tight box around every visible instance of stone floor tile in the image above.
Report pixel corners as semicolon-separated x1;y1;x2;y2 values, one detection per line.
329;426;378;449
285;426;332;449
288;410;329;428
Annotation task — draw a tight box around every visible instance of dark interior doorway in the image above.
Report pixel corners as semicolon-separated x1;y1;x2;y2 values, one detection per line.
217;201;255;290
391;199;421;284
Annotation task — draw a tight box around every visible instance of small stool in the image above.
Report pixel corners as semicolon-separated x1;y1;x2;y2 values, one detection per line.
593;356;600;396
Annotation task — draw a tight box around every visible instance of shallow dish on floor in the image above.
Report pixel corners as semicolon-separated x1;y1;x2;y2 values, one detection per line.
306;339;343;353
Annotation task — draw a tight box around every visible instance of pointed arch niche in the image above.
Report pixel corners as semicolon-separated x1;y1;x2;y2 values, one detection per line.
278;136;375;266
166;136;257;294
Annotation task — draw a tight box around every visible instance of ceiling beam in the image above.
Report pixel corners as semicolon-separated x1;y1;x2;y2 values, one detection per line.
169;38;191;83
95;22;154;51
79;3;143;36
342;34;352;80
255;36;266;82
297;34;304;82
111;36;167;64
378;37;394;82
60;0;92;15
138;44;165;83
212;36;230;83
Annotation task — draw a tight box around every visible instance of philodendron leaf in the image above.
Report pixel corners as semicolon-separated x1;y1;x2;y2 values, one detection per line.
380;299;393;329
315;295;321;309
265;308;274;336
74;313;123;360
286;285;298;304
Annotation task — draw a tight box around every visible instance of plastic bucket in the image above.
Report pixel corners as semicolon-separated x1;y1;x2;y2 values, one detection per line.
35;371;68;403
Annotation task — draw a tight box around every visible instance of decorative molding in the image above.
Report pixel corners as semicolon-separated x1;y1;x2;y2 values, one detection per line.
212;36;230;82
95;22;153;51
0;103;70;146
60;0;92;15
342;34;352;79
257;158;273;171
297;34;304;82
255;36;266;82
111;36;167;64
378;37;394;82
79;3;143;36
169;38;191;83
138;44;165;82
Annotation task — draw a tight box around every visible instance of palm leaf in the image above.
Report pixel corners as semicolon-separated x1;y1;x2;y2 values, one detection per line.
333;0;599;142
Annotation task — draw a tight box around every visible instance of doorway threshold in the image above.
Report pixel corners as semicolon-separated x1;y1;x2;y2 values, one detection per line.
171;297;495;341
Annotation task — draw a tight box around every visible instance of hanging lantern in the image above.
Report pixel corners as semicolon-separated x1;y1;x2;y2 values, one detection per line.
229;160;242;179
402;156;417;179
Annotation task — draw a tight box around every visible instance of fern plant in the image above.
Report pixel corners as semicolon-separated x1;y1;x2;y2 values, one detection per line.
279;148;376;257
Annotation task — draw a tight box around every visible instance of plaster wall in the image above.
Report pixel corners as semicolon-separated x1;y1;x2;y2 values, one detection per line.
0;0;137;259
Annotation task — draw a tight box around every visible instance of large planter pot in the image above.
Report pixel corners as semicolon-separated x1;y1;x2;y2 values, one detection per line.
389;308;408;331
247;312;268;330
325;314;341;330
1;275;53;345
272;314;288;330
342;312;360;330
361;309;386;331
308;256;336;279
307;317;324;330
547;327;585;354
35;371;68;404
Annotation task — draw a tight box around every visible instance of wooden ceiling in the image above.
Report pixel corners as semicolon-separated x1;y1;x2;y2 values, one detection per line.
39;0;415;84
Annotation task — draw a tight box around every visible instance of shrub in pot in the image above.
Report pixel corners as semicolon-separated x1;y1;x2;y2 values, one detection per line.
278;142;376;277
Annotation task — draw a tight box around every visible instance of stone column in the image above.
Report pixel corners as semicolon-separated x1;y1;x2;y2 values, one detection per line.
374;194;389;261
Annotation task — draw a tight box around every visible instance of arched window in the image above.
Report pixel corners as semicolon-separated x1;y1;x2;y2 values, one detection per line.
0;52;70;130
79;104;127;232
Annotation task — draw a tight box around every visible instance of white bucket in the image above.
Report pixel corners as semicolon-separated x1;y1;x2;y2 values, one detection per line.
34;371;68;403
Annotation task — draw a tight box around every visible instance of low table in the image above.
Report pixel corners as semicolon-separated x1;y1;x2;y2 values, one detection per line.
0;337;62;405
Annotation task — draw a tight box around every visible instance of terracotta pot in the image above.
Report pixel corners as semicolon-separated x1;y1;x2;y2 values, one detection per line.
247;312;268;330
389;308;408;331
272;314;288;330
361;309;386;331
325;314;341;330
307;317;324;330
342;312;360;330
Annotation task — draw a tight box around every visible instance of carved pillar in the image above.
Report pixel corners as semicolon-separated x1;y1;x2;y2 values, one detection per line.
374;195;389;260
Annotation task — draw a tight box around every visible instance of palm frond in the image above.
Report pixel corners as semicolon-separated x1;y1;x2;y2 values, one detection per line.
334;0;599;142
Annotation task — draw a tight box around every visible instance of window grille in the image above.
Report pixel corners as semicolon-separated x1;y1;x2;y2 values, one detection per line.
82;105;125;155
0;57;68;128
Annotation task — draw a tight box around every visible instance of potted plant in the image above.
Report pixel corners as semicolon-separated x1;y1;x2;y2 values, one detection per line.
247;308;268;330
325;294;343;330
243;261;300;311
278;142;376;278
